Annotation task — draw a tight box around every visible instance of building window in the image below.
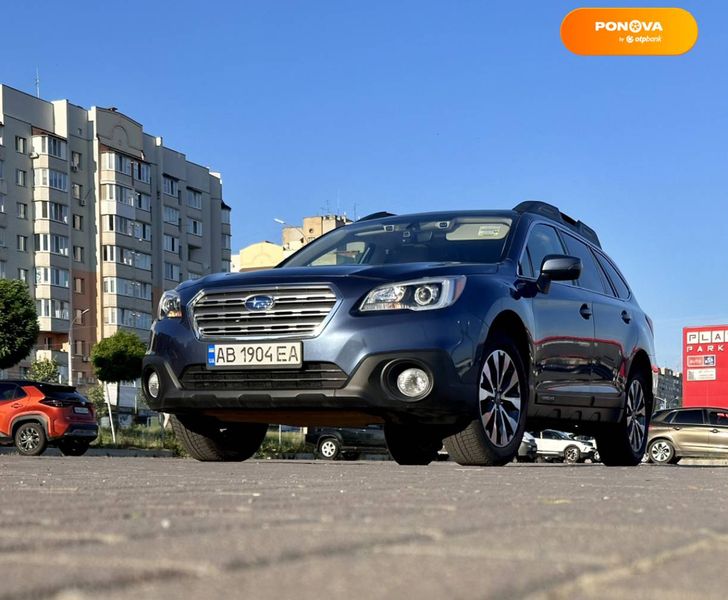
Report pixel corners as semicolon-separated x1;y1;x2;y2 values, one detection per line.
0;228;5;248
101;183;134;205
71;151;81;170
74;278;84;294
0;160;4;181
102;245;151;270
74;340;84;356
135;192;151;211
103;308;152;329
221;208;231;224
103;277;152;300
35;201;69;224
17;235;28;252
17;268;29;283
187;189;202;210
163;205;180;225
187;219;203;236
0;260;5;278
35;267;70;288
136;162;151;183
17;203;27;219
72;183;82;200
33;168;68;191
163;262;181;282
74;309;86;325
163;175;179;198
36;299;70;320
102;152;133;175
73;245;84;262
163;234;180;254
73;214;83;230
16;170;27;187
0;125;3;145
103;215;151;240
15;136;26;154
0;194;4;214
34;233;69;255
222;233;231;250
32;135;67;159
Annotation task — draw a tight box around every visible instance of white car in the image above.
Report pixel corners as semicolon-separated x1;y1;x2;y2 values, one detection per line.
531;430;596;463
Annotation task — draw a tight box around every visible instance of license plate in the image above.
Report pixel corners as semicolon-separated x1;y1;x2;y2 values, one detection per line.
207;342;302;368
73;406;90;414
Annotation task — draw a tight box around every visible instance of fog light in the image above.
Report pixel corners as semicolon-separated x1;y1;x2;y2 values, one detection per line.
147;371;160;399
396;368;431;398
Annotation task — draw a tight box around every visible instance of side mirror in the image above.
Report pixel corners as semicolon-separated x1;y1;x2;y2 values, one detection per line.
536;255;581;293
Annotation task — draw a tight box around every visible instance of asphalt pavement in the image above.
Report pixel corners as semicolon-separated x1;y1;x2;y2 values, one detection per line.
1;457;727;600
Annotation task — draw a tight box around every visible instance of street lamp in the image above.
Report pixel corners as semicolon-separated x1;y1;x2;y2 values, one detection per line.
67;308;90;386
273;218;306;251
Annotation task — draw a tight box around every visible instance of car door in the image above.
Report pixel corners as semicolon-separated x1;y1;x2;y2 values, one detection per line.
706;410;728;456
669;409;710;454
561;234;626;409
0;383;26;437
520;224;595;407
537;430;564;456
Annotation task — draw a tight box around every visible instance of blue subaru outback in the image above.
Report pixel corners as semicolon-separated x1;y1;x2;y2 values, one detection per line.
142;202;656;466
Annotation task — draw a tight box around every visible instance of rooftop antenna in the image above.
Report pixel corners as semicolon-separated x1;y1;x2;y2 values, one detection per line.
35;67;40;98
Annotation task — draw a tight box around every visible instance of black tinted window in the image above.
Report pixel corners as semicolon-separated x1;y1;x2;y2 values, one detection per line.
673;409;704;425
595;252;631;299
562;234;607;293
0;384;18;401
524;225;566;277
708;411;728;426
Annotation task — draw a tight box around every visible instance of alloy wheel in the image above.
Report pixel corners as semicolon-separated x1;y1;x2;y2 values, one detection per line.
564;446;580;463
18;428;41;452
480;349;522;447
626;379;647;454
649;441;672;463
319;439;339;459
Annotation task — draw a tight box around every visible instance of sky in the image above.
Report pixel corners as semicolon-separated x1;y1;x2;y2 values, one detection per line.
2;0;726;370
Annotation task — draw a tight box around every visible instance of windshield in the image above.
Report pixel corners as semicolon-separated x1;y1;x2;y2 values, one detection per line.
282;215;512;267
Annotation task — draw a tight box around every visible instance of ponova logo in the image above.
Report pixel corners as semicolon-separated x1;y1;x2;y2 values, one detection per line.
561;8;698;55
594;20;663;33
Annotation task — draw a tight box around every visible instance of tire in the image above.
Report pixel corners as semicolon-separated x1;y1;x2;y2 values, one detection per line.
563;445;581;464
171;415;267;462
384;425;443;465
595;371;651;466
317;437;341;460
14;422;48;456
444;334;528;466
647;439;676;465
57;439;91;456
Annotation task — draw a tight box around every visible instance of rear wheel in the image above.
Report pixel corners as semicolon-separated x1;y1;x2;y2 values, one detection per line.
596;372;651;466
57;439;91;456
14;422;48;456
317;437;341;460
171;415;268;462
444;335;528;466
384;425;443;465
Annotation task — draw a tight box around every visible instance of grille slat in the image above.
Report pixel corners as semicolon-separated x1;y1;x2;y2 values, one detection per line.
192;285;337;340
180;363;348;391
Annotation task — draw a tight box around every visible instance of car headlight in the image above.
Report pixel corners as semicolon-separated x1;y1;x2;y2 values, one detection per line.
359;276;466;312
158;290;182;319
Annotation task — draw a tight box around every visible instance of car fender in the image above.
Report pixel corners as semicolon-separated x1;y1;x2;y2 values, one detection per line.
9;412;51;438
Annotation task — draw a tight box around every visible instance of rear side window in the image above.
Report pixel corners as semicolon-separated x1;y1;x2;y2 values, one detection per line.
561;234;607;294
0;383;17;401
521;224;566;278
595;252;631;299
708;411;728;426
673;409;704;425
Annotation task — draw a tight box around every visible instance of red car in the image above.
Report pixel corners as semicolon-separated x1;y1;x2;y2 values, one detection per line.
0;380;98;456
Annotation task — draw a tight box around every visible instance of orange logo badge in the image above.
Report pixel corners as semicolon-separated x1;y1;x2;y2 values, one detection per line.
561;8;698;55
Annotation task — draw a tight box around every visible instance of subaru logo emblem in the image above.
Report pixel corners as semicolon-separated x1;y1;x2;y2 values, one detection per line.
245;295;275;311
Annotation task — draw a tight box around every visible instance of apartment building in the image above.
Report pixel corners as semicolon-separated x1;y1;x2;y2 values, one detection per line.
0;84;231;387
656;367;683;410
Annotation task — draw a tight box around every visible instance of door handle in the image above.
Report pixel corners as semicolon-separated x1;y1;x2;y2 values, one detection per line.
579;304;592;319
711;429;720;433
621;311;632;324
11;403;22;409
672;426;681;430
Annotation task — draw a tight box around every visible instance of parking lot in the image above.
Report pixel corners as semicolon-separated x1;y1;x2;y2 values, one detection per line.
1;457;727;599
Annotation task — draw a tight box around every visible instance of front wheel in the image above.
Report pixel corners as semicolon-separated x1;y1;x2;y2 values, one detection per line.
15;422;48;456
647;439;676;465
384;425;443;465
171;416;268;462
596;372;651;466
317;437;341;460
563;445;581;464
444;334;528;466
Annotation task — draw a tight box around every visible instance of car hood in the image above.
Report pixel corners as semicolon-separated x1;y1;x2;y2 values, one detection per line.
178;262;499;294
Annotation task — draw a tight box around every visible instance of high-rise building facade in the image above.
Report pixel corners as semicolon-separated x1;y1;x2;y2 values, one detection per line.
0;84;231;387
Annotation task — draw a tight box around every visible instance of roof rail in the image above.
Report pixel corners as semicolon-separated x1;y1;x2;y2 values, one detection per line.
358;211;396;222
513;201;601;248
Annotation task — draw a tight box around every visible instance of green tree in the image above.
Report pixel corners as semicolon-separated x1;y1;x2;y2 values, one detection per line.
86;384;108;418
0;280;40;371
90;330;146;443
29;358;60;383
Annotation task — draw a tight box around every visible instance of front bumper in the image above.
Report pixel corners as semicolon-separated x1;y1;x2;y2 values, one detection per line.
143;350;474;427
